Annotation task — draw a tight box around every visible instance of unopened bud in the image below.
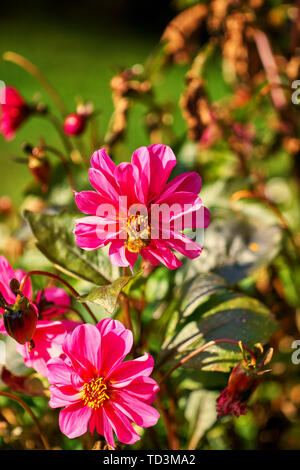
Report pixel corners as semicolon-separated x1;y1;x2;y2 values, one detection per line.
63;113;87;136
3;296;38;345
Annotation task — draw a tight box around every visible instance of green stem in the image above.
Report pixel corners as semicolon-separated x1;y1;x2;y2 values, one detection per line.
159;339;256;384
51;304;86;323
120;268;133;331
3;51;67;116
44;145;77;191
44;112;73;156
19;270;97;324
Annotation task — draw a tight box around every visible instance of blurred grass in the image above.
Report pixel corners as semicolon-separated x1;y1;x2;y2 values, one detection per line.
0;17;186;205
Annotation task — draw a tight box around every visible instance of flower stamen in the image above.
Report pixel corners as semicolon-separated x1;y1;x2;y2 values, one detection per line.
81;377;109;409
125;214;151;253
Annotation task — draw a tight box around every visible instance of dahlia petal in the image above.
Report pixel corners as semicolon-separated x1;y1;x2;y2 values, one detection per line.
62;324;101;378
115;162;142;206
90;148;116;174
113;390;160;427
131;146;150;203
139;248;161;267
104;401;140;445
99;406;115;449
122;376;159;404
47;357;75;385
107;353;154;386
161;172;202;197
125;249;138;271
142;243;182;270
89;168;120;202
153;191;202;221
36;286;71;319
148;143;177;182
49;385;81;408
96;318;133;375
74;222;118;251
74;232;107;250
75;190;117;215
161;229;203;260
59;402;92;438
16;320;80;377
96;318;127;336
88;406;115;448
109;240;129;267
99;331;133;377
74;215;117;226
88;408;97;435
74;218;119;242
0;281;14;311
175;205;210;229
132;144;177;202
0;256;23;305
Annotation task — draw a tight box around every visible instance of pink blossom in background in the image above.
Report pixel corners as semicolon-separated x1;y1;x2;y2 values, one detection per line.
74;144;210;270
63;113;87;136
0;86;30;140
0;256;79;376
47;319;159;448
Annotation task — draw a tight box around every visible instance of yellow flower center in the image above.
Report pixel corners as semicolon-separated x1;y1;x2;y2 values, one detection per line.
81;377;109;409
125;214;151;253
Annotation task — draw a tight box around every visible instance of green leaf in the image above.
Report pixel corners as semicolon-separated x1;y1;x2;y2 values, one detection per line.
24;210;118;285
78;272;141;314
179;273;228;319
185;212;281;284
160;273;278;373
184;390;218;447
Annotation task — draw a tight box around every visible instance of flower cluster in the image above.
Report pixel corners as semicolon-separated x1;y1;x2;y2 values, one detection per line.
0;80;273;449
0;255;159;447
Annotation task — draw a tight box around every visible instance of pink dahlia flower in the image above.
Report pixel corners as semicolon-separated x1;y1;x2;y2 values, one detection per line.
74;144;210;270
0;86;30;140
0;256;79;376
47;319;160;447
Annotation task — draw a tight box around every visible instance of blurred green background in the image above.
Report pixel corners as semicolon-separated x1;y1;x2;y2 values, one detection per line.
0;0;182;205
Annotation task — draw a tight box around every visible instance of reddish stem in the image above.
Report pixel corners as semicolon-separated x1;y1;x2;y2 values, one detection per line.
19;270;97;324
44;145;77;191
121;267;133;331
156;389;180;450
159;339;256;384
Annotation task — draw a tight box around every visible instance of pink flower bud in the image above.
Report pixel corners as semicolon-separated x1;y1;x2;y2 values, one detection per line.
3;297;38;345
63;113;86;136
